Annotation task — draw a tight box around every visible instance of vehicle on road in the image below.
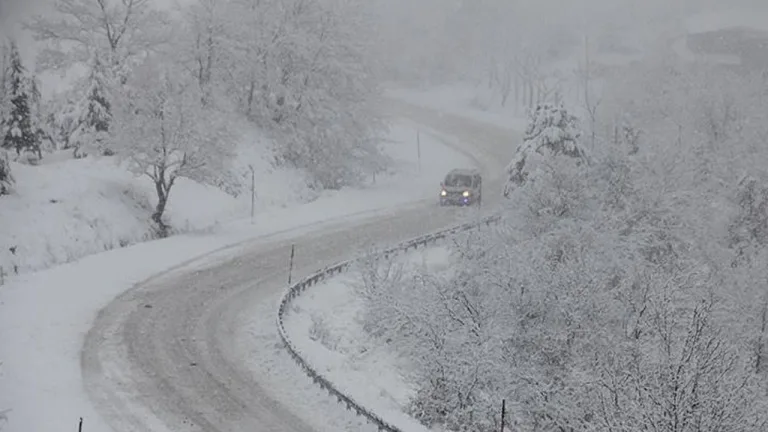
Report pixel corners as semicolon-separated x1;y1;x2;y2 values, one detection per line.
439;168;482;206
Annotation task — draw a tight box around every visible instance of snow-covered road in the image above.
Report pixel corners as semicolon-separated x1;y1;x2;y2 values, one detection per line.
81;100;518;431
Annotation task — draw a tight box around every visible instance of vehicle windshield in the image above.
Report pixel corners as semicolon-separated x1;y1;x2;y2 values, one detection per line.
444;174;473;188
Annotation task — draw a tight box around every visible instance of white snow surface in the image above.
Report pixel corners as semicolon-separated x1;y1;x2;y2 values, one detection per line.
0;118;473;432
283;246;454;432
386;84;527;132
386;80;595;136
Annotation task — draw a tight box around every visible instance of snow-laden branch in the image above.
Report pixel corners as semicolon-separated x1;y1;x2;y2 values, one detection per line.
24;0;170;74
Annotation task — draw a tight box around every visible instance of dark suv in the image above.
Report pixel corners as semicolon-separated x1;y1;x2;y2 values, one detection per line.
439;168;482;206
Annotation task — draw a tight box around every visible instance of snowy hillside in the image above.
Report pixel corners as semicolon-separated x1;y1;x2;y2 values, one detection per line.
0;120;458;278
0;123;302;276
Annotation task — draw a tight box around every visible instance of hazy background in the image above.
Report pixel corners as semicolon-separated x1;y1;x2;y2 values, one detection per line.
4;0;768;100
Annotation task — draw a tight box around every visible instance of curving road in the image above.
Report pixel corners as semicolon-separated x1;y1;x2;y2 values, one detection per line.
81;99;518;432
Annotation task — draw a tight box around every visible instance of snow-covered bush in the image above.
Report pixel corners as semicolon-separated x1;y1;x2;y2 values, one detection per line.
729;174;768;265
308;313;339;350
70;55;112;158
352;250;408;339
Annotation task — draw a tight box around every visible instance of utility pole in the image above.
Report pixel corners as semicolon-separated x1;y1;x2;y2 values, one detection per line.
417;129;422;174
287;244;295;285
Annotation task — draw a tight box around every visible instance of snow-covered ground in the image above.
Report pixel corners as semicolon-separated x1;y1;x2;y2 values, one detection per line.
0;119;469;277
386;75;598;135
0;116;475;432
282;246;454;432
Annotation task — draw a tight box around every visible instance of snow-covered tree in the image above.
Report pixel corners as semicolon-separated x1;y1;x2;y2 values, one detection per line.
588;285;766;432
0;150;13;195
218;0;387;189
0;41;8;136
1;41;37;157
730;174;768;265
24;0;170;82
25;74;51;159
503;103;585;197
71;55;112;158
45;92;86;150
111;58;233;236
172;0;228;107
0;40;9;189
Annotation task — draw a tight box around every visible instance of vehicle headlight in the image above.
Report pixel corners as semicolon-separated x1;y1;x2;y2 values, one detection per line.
462;190;470;197
441;190;447;196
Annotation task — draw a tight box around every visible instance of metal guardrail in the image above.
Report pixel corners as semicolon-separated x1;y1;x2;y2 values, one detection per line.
276;214;501;431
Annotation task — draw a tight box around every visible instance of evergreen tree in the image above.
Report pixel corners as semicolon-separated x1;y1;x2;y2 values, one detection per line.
1;42;36;156
503;103;586;197
0;150;13;195
72;55;112;158
28;77;42;134
0;41;13;195
0;41;10;143
27;76;46;158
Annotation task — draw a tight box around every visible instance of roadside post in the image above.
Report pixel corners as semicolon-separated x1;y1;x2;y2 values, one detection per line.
288;244;295;285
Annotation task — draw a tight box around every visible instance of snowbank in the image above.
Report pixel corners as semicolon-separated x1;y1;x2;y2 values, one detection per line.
283;246;454;432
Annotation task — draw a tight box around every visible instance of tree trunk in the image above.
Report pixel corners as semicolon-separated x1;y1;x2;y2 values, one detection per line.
152;179;170;238
500;66;511;107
